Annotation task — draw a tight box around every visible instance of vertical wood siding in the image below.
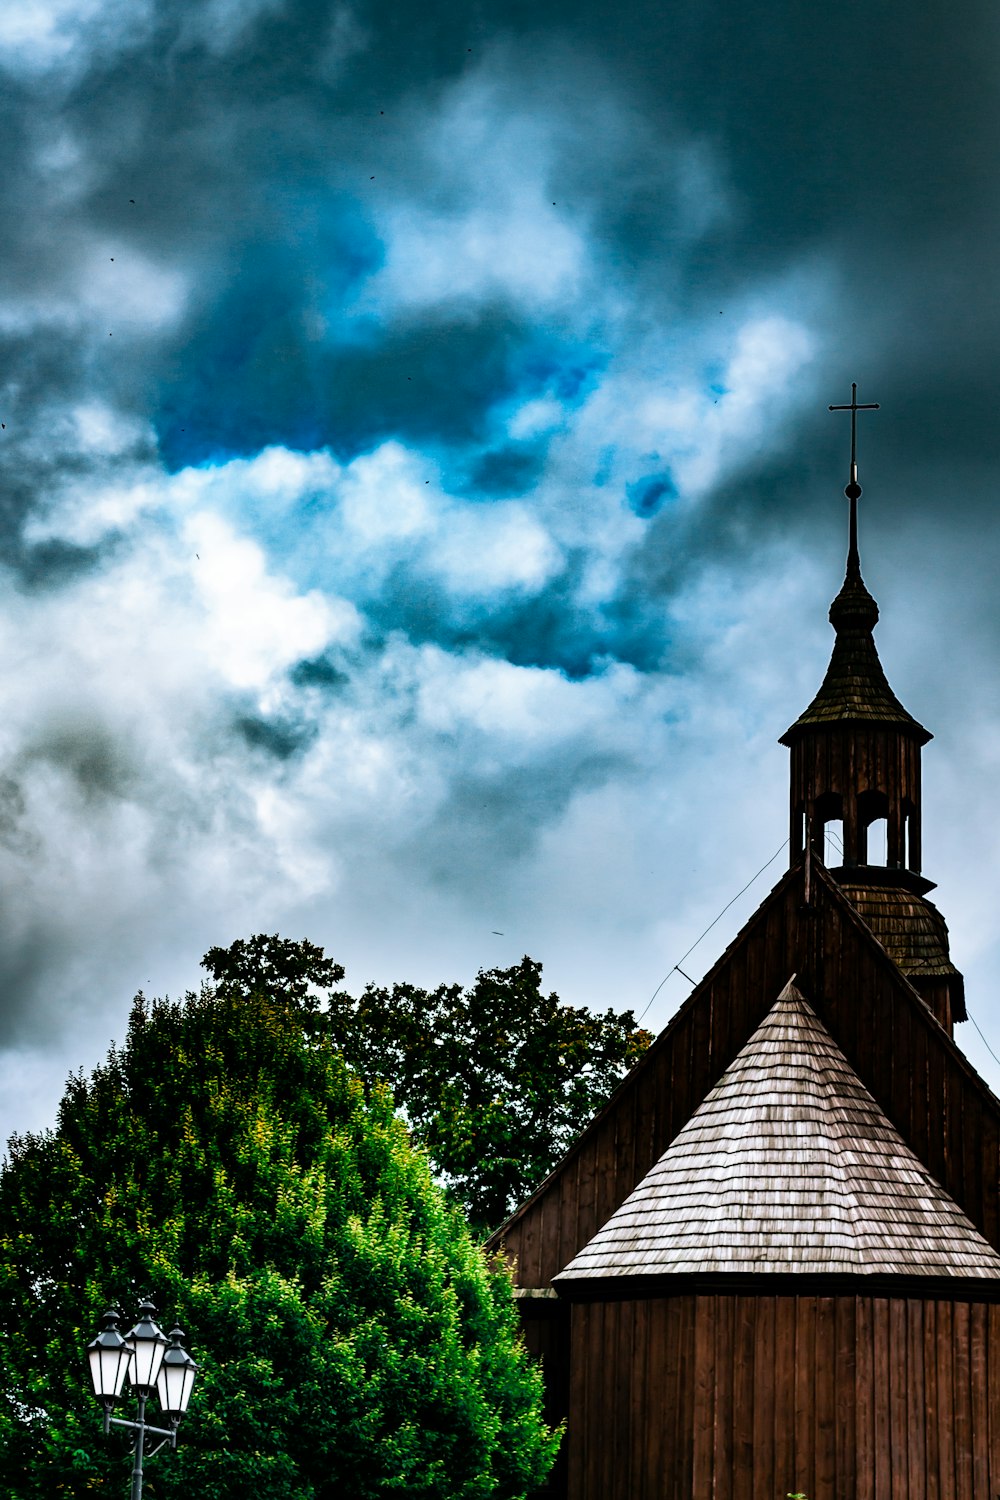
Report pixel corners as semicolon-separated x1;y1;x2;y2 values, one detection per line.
566;1294;1000;1500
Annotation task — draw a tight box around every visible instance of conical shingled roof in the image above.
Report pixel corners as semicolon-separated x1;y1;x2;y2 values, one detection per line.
555;981;1000;1281
780;561;930;743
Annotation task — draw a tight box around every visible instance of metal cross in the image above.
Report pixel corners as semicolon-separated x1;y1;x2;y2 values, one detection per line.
828;381;879;498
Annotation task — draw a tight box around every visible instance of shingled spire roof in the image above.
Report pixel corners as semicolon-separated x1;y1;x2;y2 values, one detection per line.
781;399;930;744
780;551;930;742
555;981;1000;1282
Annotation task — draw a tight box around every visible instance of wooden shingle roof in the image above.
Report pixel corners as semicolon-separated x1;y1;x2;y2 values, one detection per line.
781;566;930;742
838;880;966;1020
555;980;1000;1283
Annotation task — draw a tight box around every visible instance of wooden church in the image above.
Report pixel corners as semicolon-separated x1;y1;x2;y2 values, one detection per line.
488;397;1000;1499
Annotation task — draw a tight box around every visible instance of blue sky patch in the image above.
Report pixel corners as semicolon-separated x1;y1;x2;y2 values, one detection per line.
626;472;678;518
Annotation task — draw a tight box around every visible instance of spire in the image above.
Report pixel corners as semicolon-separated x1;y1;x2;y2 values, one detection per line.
826;381;881;641
781;382;929;744
781;382;934;883
832;380;878;578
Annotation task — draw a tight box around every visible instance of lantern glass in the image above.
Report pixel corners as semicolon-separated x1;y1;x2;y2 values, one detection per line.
86;1311;130;1403
155;1328;197;1417
126;1301;168;1392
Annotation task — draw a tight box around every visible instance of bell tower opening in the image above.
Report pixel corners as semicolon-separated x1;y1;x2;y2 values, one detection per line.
810;792;845;867
857;789;889;867
902;797;921;870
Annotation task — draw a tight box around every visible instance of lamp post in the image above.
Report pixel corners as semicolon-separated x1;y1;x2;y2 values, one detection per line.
85;1302;197;1500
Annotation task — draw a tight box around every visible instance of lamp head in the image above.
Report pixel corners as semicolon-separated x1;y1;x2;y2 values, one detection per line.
155;1326;198;1419
125;1300;169;1393
85;1309;131;1407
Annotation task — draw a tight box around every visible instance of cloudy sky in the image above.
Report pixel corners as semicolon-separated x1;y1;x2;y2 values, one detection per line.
3;0;1000;1145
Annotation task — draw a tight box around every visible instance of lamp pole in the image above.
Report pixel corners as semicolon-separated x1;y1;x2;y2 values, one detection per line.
85;1302;198;1499
128;1391;153;1500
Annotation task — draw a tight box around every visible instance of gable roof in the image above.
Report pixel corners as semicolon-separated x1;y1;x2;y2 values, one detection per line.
556;980;1000;1282
487;858;1000;1286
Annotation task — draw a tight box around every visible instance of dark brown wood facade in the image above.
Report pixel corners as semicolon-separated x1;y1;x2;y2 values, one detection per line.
490;858;1000;1290
564;1291;1000;1500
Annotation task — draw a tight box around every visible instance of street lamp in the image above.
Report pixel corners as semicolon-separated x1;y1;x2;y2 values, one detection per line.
85;1302;197;1500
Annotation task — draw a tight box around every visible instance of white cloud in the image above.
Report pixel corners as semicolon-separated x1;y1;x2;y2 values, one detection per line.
369;196;587;315
0;0;297;76
413;649;642;750
176;0;289;55
506;397;567;441
0;0;155;77
338;444;434;543
183;512;351;691
72;401;147;455
432;504;557;594
549;309;819;530
355;72;596;317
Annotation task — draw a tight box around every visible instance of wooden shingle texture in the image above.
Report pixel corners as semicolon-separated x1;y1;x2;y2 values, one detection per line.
781;566;930;740
556;979;1000;1282
838;880;966;1020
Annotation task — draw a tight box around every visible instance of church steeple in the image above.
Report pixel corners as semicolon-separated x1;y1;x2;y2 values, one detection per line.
781;382;929;875
780;383;965;1031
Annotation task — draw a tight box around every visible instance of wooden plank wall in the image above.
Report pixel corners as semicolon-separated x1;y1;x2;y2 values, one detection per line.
567;1294;1000;1500
788;725;924;869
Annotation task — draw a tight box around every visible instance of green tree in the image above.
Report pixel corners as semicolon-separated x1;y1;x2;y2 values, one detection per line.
203;939;653;1233
203;933;344;1008
0;986;559;1498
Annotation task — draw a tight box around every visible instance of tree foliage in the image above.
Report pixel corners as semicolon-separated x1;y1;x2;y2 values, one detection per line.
0;986;559;1498
202;933;344;1008
204;938;653;1232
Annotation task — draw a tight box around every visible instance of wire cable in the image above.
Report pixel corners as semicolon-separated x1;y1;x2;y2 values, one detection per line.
637;838;790;1025
967;1008;1000;1071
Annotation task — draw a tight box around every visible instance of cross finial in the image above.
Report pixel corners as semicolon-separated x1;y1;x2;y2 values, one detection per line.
828;381;879;568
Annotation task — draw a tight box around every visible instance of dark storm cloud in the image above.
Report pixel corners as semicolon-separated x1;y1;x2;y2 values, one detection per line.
290;653;350;690
4;0;1000;1137
7;0;984;556
0;0;983;682
359;556;672;679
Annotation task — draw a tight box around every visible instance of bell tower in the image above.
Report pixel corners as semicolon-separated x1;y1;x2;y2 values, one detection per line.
780;384;965;1032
